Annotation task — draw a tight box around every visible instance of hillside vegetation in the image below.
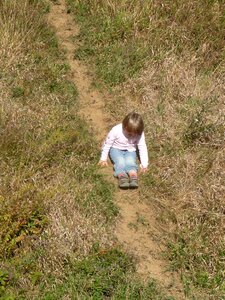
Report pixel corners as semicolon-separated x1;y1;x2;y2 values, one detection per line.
67;0;225;299
1;0;175;299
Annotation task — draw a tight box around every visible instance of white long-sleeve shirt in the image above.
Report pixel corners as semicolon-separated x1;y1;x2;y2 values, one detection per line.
100;123;149;168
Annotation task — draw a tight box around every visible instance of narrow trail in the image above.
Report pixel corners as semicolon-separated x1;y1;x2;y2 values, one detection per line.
48;1;185;298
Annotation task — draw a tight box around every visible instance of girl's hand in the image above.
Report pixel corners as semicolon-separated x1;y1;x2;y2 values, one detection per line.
140;164;148;173
98;160;108;167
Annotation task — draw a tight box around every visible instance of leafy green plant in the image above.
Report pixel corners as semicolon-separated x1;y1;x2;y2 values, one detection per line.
0;201;47;258
11;87;25;98
0;270;9;293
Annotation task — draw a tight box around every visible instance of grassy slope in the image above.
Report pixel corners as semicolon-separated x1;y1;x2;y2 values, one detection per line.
0;0;172;299
66;0;225;299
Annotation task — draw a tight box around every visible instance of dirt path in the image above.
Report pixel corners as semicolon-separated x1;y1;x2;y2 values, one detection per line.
48;1;185;298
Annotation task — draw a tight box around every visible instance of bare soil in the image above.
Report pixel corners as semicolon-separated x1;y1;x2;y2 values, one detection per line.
48;1;185;298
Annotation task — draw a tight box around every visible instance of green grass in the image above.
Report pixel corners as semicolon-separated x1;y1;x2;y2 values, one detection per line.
168;230;225;293
39;249;173;300
67;0;224;86
75;39;149;86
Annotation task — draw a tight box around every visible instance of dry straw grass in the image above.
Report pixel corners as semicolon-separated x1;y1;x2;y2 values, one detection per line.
114;52;225;297
0;0;43;71
37;172;113;278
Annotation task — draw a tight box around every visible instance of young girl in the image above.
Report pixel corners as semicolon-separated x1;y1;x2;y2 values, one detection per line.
99;112;148;189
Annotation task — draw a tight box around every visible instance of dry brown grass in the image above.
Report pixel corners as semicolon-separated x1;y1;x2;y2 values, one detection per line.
0;0;43;72
36;179;112;277
110;52;225;297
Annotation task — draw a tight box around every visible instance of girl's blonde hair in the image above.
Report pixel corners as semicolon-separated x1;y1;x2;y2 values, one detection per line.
122;112;144;135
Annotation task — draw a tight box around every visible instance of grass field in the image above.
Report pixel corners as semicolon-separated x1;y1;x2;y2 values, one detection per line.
1;0;175;299
67;0;225;299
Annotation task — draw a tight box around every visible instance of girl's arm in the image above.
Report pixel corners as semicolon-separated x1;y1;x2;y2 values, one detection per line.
137;132;148;170
99;127;116;163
